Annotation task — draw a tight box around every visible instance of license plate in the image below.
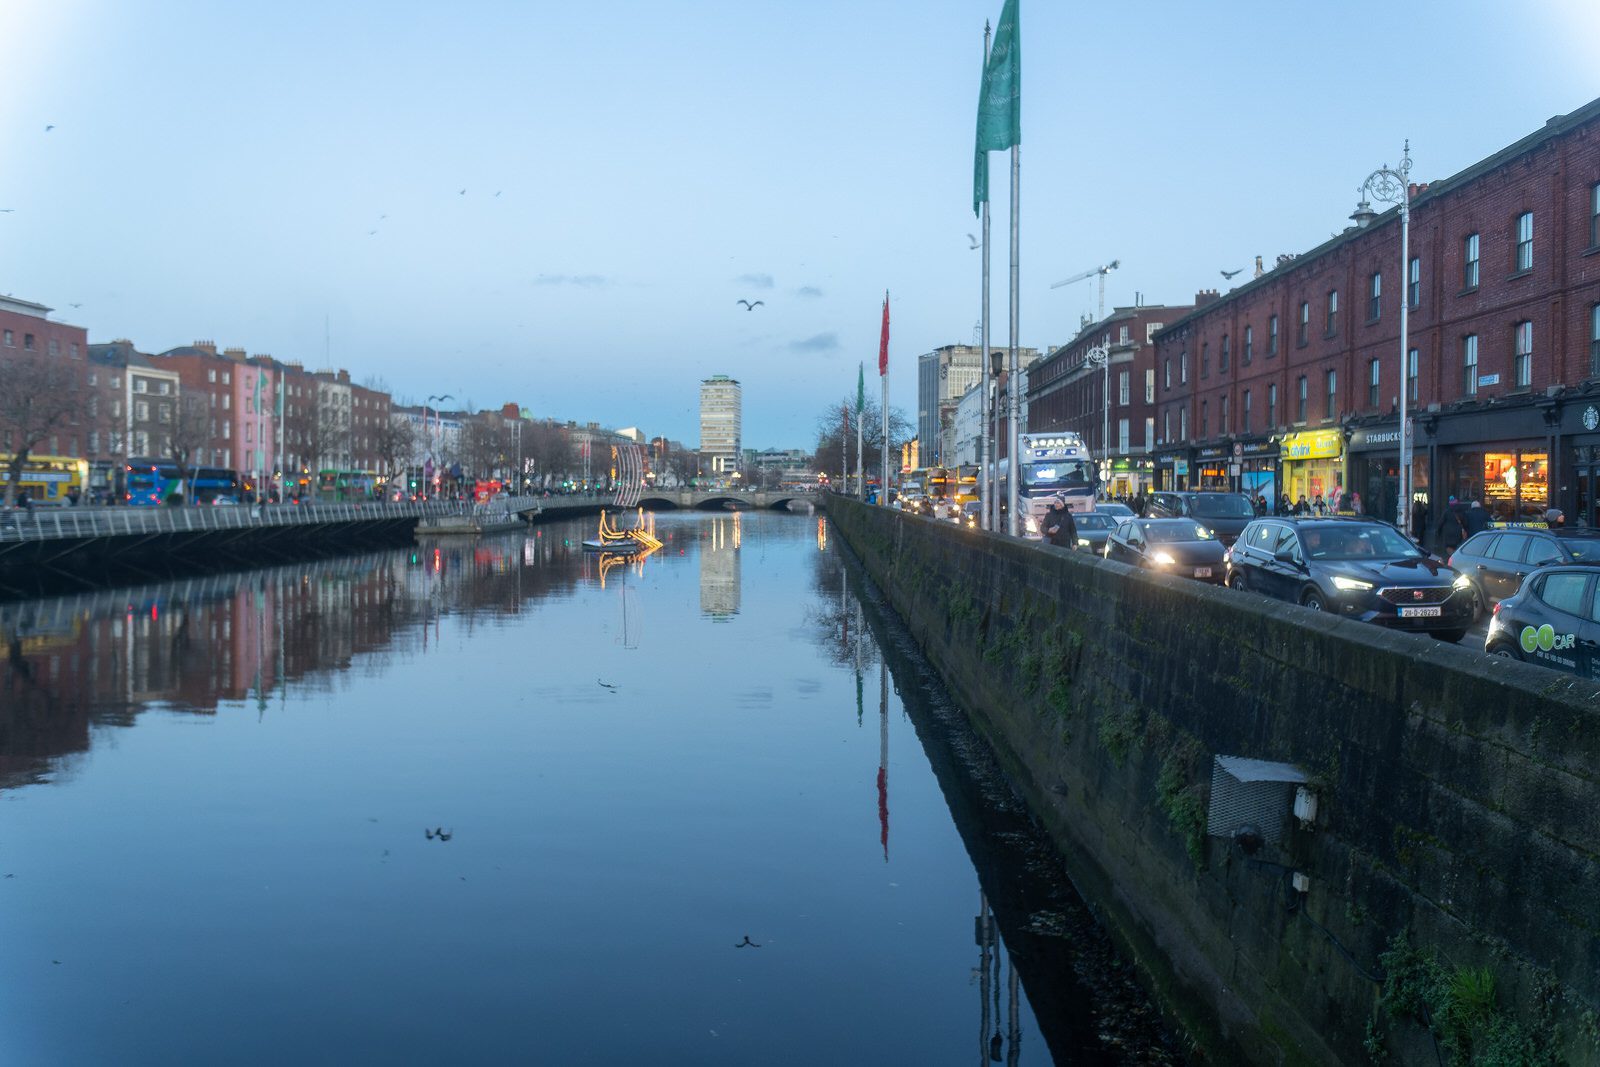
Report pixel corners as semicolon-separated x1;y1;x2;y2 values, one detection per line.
1193;567;1212;578
1399;606;1442;618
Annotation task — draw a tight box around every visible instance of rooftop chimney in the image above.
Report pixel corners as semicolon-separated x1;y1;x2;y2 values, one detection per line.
1194;288;1221;308
194;340;217;355
1253;255;1265;279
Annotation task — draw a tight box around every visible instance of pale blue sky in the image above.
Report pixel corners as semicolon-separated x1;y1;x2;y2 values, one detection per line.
0;0;1594;449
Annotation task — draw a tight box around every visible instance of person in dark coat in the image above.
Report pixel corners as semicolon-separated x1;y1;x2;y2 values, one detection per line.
1042;493;1079;549
1436;495;1466;551
1462;499;1490;537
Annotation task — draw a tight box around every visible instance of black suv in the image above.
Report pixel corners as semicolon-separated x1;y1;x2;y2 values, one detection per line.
1225;516;1474;641
1485;563;1600;675
1447;528;1600;614
1145;491;1256;546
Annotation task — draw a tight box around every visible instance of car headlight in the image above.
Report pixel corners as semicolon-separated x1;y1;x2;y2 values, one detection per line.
1194;526;1214;539
1152;550;1176;565
1025;517;1038;533
1077;537;1090;547
1331;576;1374;591
1452;573;1473;590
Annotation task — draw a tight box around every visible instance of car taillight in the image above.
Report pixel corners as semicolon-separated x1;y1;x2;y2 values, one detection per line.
1491;601;1501;616
1447;554;1456;568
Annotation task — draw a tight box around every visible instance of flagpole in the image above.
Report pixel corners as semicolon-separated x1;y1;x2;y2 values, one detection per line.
841;403;848;491
881;291;890;503
1006;142;1020;536
979;20;993;532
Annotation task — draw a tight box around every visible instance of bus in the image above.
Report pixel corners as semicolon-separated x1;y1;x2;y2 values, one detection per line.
191;467;242;504
0;453;89;505
316;470;379;502
120;457;181;506
998;432;1097;538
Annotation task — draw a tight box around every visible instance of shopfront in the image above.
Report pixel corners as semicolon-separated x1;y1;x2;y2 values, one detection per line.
1559;401;1600;528
1105;456;1154;498
1280;429;1345;508
1345;425;1428;524
1444;445;1549;523
1154;451;1190;491
1193;446;1230;491
1237;439;1279;508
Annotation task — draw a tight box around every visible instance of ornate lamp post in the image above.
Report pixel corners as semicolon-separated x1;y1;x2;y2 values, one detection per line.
1084;343;1111;494
1357;143;1413;531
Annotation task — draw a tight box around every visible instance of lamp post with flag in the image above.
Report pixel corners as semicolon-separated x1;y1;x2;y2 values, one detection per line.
879;292;890;503
974;0;1020;534
855;362;865;499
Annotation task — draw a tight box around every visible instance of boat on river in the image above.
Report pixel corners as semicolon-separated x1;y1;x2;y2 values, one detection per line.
581;509;662;554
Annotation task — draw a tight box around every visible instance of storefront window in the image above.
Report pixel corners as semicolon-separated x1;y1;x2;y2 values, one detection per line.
1453;449;1548;522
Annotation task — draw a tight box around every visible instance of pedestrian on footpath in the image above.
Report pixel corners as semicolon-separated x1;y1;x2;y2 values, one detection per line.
1042;493;1079;550
1436;495;1466;551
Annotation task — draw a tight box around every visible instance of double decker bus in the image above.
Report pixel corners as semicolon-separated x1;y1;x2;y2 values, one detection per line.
0;453;89;505
998;432;1097;538
120;457;181;506
191;467;242;504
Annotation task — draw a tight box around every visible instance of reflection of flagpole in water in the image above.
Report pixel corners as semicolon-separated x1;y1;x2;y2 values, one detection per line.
878;656;889;861
978;894;992;1067
253;576;267;720
853;600;863;726
1006;956;1021;1067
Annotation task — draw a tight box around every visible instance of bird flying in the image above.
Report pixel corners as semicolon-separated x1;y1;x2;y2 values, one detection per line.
735;935;762;948
736;300;764;311
1220;268;1243;279
44;125;55;132
0;209;13;213
967;233;979;249
69;303;82;309
458;189;466;196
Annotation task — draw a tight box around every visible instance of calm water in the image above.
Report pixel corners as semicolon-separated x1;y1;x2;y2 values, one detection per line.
0;511;1178;1065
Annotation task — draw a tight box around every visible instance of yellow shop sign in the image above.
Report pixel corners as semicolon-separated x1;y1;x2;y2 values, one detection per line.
1281;430;1343;461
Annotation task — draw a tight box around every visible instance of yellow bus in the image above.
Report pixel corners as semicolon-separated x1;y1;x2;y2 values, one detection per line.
0;453;90;505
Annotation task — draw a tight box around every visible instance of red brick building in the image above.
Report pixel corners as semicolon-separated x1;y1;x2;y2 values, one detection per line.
1027;301;1193;496
1152;96;1600;536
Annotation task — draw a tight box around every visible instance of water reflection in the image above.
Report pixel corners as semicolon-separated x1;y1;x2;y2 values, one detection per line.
699;512;741;618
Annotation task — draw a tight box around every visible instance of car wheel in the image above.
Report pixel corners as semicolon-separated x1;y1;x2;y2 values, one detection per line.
1431;629;1467;644
1230;569;1249;593
1465;579;1487;620
1300;587;1328;613
1487;642;1519;659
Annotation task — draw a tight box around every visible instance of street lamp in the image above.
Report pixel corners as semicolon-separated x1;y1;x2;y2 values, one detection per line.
1357;142;1413;532
989;348;1005;532
1084;343;1111;495
425;393;453;496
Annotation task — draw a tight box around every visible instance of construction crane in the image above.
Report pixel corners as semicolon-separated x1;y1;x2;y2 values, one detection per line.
1049;260;1120;325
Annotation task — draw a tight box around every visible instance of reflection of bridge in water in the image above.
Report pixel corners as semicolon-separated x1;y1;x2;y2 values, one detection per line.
540;490;822;513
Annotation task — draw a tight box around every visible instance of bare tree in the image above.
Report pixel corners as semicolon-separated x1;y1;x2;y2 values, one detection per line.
457;417;506;481
164;392;212;494
813;397;912;484
372;413;416;485
525;421;575;488
0;352;89;507
662;446;699;488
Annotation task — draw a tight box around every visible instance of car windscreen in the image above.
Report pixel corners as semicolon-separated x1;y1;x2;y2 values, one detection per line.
1301;524;1422;560
1022;461;1092;489
1141;521;1212;543
1188;494;1254;518
1557;536;1600;561
1075;513;1113;530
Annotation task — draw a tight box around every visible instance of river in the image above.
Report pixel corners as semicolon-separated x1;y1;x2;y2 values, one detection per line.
0;510;1180;1065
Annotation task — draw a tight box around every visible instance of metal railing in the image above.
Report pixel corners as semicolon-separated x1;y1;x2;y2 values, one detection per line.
0;496;547;544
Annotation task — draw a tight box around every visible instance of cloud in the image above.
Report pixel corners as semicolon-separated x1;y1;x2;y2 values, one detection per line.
736;273;775;289
532;274;610;288
789;332;839;352
794;285;824;298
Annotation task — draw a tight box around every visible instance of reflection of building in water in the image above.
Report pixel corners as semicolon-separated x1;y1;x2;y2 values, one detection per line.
699;515;741;619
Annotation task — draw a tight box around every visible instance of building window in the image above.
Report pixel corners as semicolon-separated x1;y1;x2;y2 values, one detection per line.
1180;351;1188;384
1201;400;1208;437
1220;334;1230;371
1144;416;1154;450
1591;184;1600;249
1368;358;1381;408
1515;212;1533;272
1268;384;1277;427
48;339;59;356
1326;369;1337;419
1242;389;1251;433
1463;232;1480;289
158;403;171;424
207;369;217;383
23;333;35;350
1220;395;1230;434
135;400;149;421
1180;407;1188;439
1591;305;1600;377
1145;368;1154;403
1298;303;1309;345
223;422;231;439
1369;273;1382;321
1407;348;1418;402
1268;315;1278;355
1;329;11;346
222;372;231;385
1201;342;1209;378
1325;291;1339;336
1408;257;1420;308
135;379;147;394
1163;410;1170;443
1243;325;1253;364
1119;325;1130;344
1117;418;1129;453
1297;376;1307;422
1514;320;1533;388
1118;371;1129;406
1463;334;1479;396
223;394;231;410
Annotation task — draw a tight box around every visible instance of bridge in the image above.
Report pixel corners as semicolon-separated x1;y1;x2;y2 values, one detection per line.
531;489;824;513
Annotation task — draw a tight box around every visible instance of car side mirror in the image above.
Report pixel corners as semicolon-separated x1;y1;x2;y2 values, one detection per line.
1274;547;1301;566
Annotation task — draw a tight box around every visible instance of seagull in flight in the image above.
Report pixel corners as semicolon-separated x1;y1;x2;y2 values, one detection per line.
368;229;378;235
967;233;979;249
0;209;14;213
69;303;82;309
494;190;502;197
736;300;764;311
1220;268;1244;279
735;935;762;948
458;188;466;196
44;124;55;132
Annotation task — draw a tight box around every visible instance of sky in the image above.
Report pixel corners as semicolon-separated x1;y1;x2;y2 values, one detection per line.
1;0;1596;451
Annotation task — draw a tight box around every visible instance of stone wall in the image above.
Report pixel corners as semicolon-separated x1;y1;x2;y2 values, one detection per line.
828;495;1600;1065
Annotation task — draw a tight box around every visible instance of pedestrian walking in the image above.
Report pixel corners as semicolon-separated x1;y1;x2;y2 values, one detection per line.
1436;495;1466;551
1042;493;1079;550
1348;491;1362;515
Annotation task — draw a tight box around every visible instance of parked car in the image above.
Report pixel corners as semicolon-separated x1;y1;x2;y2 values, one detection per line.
961;501;983;528
1484;563;1600;675
1144;491;1256;545
1225;516;1474;642
1097;502;1135;520
1072;511;1117;555
1104;518;1226;584
1448;528;1600;614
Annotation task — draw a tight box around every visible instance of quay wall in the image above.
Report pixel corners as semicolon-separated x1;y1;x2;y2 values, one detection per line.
827;495;1600;1065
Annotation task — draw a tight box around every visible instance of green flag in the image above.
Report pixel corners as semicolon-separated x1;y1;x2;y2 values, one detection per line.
973;0;1020;216
856;362;865;414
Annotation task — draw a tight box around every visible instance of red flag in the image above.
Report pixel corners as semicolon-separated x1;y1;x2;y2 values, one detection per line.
878;291;890;376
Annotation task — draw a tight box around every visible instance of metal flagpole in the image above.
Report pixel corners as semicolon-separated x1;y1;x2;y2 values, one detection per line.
1006;144;1021;536
979;20;993;531
841;404;849;492
881;292;890;503
855;365;864;500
